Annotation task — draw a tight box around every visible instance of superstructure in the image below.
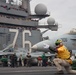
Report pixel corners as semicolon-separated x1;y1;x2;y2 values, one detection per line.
0;0;58;52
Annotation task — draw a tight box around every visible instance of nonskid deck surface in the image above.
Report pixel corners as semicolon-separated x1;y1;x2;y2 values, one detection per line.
0;66;76;75
0;66;56;73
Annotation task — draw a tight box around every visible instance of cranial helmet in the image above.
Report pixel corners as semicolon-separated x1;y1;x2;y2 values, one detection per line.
55;39;62;46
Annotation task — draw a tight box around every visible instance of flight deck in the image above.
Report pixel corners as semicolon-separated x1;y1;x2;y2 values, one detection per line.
0;66;75;75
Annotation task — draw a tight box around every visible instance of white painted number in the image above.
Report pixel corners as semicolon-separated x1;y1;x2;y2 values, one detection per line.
23;30;32;52
9;29;18;48
9;29;32;52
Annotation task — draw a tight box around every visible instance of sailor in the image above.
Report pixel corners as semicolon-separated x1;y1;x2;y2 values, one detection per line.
41;52;47;66
37;56;42;66
26;52;31;67
49;39;76;74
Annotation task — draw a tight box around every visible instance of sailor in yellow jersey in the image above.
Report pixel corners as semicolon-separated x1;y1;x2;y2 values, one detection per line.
49;39;76;74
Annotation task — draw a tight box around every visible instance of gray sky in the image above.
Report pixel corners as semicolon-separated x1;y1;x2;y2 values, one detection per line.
30;0;76;38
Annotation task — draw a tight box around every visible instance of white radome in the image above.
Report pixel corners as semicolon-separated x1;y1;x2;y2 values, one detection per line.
55;22;58;25
35;3;47;15
47;17;55;25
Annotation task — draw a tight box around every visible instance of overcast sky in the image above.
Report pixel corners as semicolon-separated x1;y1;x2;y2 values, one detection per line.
30;0;76;38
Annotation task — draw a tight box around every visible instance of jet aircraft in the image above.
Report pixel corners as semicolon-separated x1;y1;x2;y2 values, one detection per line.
31;28;76;53
0;40;55;56
0;45;54;65
0;45;54;58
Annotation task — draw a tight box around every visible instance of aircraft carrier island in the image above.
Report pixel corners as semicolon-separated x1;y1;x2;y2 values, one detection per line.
0;0;58;53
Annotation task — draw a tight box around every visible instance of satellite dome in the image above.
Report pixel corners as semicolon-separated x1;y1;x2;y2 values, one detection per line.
35;4;47;15
55;22;58;25
47;17;55;25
